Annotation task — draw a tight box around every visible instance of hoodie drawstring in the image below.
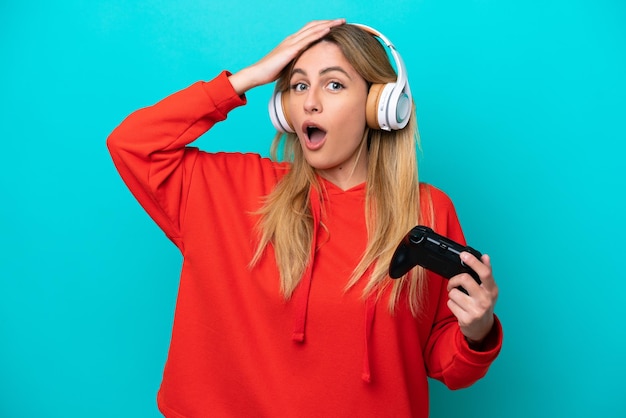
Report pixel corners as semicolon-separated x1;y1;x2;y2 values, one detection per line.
362;292;377;383
292;186;321;343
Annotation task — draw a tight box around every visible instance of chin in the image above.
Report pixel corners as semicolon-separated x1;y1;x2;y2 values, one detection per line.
301;153;331;170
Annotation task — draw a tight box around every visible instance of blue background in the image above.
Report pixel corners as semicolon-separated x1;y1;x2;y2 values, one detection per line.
1;0;624;417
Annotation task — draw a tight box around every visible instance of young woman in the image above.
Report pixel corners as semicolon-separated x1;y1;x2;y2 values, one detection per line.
108;19;502;418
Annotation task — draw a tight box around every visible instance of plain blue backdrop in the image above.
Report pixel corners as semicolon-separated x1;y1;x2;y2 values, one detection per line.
1;0;624;417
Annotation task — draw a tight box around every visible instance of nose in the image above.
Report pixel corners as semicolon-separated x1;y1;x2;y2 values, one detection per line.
303;88;322;114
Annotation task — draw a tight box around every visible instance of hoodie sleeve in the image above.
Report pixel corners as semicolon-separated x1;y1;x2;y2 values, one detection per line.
106;71;246;250
422;187;503;390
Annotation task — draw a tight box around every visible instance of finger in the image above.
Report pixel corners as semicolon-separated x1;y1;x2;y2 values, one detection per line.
448;285;494;328
248;20;344;84
296;19;346;36
460;251;495;286
287;19;345;47
446;298;466;321
447;273;481;297
481;253;491;268
269;19;345;71
460;251;483;272
447;285;470;309
446;297;474;327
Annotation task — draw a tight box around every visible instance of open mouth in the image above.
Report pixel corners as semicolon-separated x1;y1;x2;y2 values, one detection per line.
306;125;327;145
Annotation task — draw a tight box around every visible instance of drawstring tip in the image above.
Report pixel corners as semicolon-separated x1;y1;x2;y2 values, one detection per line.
292;332;305;343
361;372;371;383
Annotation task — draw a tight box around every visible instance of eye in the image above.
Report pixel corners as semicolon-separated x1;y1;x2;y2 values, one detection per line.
327;81;344;91
290;82;308;92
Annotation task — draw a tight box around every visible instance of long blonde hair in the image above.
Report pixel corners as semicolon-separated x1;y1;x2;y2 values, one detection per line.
252;24;431;315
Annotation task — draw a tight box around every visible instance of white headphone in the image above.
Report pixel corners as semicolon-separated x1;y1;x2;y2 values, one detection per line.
268;23;413;133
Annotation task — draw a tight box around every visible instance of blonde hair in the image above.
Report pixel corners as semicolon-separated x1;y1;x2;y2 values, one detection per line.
252;24;432;315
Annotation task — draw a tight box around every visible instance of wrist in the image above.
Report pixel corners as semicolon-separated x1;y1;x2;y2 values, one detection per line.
228;67;261;96
465;336;486;351
464;318;499;352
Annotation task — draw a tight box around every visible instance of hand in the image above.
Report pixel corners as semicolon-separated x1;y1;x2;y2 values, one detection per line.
447;252;499;346
228;19;346;95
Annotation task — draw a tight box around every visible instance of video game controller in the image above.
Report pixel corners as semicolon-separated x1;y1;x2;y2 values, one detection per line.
389;226;482;291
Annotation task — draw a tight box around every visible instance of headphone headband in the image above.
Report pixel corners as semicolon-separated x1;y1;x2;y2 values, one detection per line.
352;24;408;93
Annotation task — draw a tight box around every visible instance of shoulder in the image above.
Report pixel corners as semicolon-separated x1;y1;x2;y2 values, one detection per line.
420;183;456;212
419;183;465;241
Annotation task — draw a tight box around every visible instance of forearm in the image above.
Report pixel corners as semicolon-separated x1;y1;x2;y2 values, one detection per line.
107;72;245;164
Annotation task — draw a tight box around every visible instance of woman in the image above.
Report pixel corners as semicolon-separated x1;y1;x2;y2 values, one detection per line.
108;19;502;418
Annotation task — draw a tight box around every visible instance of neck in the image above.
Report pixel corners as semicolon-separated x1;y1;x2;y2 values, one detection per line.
317;170;365;191
317;139;368;191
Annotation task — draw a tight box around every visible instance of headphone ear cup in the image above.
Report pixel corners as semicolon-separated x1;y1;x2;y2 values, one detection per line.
393;89;411;130
281;92;293;132
367;82;398;131
268;90;295;133
366;83;385;130
366;82;412;131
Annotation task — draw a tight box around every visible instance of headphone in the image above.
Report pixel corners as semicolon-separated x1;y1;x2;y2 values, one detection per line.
268;23;412;133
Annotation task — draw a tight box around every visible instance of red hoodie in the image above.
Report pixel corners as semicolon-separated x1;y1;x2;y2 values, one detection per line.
107;71;502;418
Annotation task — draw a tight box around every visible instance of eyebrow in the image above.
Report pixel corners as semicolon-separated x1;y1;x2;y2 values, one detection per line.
291;66;352;79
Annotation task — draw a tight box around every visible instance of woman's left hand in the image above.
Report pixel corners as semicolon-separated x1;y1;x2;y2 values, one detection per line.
446;252;499;346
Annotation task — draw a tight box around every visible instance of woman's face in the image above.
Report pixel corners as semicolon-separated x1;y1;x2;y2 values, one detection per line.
287;41;369;190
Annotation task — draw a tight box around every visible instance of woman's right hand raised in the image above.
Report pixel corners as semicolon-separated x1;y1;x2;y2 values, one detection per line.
228;19;345;96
